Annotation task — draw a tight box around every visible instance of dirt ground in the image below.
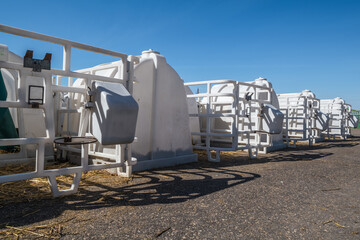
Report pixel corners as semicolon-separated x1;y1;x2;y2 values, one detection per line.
1;130;360;239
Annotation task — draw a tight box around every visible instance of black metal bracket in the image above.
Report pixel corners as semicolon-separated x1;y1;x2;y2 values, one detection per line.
23;50;52;72
245;92;253;101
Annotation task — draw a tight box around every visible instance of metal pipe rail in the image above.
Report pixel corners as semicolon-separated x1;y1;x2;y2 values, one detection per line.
0;24;127;61
185;79;274;90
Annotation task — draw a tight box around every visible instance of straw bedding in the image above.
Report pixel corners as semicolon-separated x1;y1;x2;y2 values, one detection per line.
0;161;131;239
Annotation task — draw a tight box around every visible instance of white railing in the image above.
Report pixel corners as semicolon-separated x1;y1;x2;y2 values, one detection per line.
322;101;346;140
279;96;320;147
344;104;352;137
0;24;138;197
185;80;272;162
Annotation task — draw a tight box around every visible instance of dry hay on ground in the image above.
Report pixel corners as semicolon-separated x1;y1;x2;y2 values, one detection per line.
0;218;70;239
0;163;131;205
0;163;131;239
0;214;97;239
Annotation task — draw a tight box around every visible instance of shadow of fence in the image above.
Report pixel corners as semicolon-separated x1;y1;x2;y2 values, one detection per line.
0;165;260;228
2;133;359;229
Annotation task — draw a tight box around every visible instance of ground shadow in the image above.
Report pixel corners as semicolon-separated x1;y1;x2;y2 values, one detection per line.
194;149;334;167
297;136;360;150
0;164;260;228
1;134;358;228
310;142;359;150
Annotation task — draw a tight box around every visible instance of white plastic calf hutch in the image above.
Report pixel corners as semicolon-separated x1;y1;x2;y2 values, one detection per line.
0;25;170;197
70;49;197;171
0;25;198;196
278;90;329;147
185;77;285;162
320;98;358;139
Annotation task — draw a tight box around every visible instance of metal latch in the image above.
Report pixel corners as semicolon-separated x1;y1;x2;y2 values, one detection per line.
23;50;52;72
85;87;95;109
257;104;264;117
245;92;253;101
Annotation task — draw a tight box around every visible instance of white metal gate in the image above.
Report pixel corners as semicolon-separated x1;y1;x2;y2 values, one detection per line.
320;98;347;140
278;94;321;147
185;80;273;162
0;24;137;197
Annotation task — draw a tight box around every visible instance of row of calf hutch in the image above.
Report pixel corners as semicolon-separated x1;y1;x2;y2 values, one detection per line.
0;25;358;197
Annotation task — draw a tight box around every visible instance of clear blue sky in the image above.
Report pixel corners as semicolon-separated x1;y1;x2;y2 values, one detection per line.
1;0;360;109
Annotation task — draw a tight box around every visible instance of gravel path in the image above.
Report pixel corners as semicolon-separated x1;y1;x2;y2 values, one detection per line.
1;130;360;239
